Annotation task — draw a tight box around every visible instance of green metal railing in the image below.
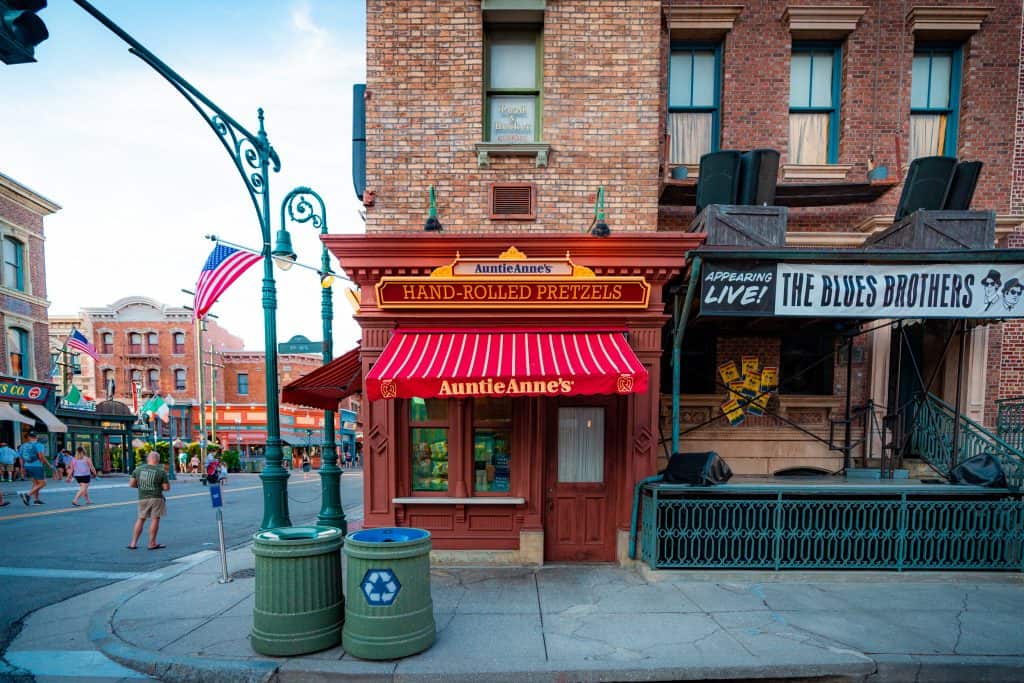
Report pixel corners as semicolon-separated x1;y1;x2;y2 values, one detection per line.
640;488;1024;570
996;396;1024;452
910;393;1024;491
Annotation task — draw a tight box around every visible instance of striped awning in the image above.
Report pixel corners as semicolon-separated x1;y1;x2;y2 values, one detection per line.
282;346;362;411
365;330;648;401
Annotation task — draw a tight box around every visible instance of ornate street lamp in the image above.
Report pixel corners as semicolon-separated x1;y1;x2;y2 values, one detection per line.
278;187;347;532
67;0;292;529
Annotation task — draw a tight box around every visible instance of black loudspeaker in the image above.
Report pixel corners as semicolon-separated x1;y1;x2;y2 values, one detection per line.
942;160;983;210
894;155;957;220
737;149;780;206
948;453;1007;489
661;452;733;486
695;150;742;214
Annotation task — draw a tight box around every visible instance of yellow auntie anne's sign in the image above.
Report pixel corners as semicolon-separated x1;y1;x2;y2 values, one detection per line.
375;247;650;309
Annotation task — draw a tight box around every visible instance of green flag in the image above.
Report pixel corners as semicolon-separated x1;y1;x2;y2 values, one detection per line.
144;395;169;423
65;385;82;405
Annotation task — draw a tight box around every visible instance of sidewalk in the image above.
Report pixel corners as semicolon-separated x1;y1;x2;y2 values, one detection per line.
6;542;1024;683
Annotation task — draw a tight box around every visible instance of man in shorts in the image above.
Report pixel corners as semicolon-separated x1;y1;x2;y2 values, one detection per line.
0;441;16;482
128;451;170;550
18;432;50;505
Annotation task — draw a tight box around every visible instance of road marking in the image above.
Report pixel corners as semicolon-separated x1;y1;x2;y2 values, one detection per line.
0;479;320;522
5;650;150;679
0;566;147;580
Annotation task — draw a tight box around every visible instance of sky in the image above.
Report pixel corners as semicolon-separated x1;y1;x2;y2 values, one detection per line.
3;0;367;351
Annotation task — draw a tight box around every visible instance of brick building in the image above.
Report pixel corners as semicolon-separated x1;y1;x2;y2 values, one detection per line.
324;1;1024;564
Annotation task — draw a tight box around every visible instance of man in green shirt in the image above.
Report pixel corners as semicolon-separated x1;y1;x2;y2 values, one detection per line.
128;451;170;550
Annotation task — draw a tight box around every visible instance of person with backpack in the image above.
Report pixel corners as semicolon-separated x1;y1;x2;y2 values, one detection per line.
18;432;51;506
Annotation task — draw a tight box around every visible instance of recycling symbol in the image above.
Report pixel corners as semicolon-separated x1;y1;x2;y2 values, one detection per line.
360;568;401;606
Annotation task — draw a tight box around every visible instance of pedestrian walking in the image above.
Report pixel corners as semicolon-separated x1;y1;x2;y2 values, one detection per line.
53;448;73;481
128;451;169;550
68;447;99;506
18;432;50;506
189;454;200;475
0;441;16;482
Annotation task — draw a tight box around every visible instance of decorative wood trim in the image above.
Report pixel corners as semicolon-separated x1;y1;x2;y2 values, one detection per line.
474;142;550;168
906;6;992;36
786;231;867;248
393;497;526;505
666;5;743;35
855;213;1024;245
783;5;867;38
781;163;853;181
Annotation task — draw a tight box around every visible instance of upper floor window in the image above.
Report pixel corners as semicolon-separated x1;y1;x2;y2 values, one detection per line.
668;45;721;165
237;372;249;395
102;368;115;397
129;368;142;385
910;46;961;159
789;44;841;164
8;326;28;377
3;237;24;291
174;368;186;391
485;26;542;144
146;332;158;352
172;331;185;354
100;332;113;354
128;332;142;354
147;369;159;392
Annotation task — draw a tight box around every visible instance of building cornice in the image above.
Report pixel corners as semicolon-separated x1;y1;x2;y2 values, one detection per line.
783;5;868;39
0;172;61;216
906;6;993;36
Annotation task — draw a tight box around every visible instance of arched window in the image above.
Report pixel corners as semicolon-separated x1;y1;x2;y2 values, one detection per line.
172;331;186;354
7;326;29;377
147;369;159;392
174;368;186;391
3;237;24;291
102;368;115;397
146;332;158;352
128;332;142;354
100;332;114;354
129;368;143;388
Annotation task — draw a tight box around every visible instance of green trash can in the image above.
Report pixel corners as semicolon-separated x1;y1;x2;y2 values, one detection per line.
342;527;435;660
251;525;344;656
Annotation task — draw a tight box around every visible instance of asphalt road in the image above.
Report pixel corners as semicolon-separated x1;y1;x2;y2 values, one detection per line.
0;469;364;662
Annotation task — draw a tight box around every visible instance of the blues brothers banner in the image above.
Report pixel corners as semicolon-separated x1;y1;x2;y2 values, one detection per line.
700;262;1024;318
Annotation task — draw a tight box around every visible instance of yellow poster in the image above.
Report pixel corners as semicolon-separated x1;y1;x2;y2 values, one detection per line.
721;398;745;426
728;379;745;400
718;360;740;385
741;356;760;378
743;369;761;393
761;366;779;391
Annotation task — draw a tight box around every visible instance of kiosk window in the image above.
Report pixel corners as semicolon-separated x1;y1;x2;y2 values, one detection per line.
410;398;449;492
472;397;511;493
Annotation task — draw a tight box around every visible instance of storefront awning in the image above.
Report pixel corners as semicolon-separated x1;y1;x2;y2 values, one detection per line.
282;346;362;411
24;403;67;433
365;330;648;400
0;401;34;425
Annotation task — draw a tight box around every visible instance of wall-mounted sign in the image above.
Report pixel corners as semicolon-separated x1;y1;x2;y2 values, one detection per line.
700;262;1024;319
376;247;650;310
489;97;535;144
0;377;50;404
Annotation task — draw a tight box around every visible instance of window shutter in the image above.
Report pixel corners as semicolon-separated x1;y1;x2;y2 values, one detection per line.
489;183;536;220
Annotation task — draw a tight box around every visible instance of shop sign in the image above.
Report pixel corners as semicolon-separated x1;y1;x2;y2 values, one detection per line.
0;378;49;403
700;262;1024;319
61;398;96;412
376;246;650;310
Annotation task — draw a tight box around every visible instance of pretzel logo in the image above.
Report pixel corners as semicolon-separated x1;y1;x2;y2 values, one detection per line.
379;380;398;399
616;374;634;393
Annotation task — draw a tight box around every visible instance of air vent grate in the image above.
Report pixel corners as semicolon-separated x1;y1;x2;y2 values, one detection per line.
489;183;536;220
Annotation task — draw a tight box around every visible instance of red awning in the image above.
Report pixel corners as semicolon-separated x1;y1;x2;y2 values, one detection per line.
282;346;362;410
365;330;648;400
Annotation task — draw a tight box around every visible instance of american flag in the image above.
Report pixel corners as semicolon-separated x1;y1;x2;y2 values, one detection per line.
66;329;98;361
193;244;261;319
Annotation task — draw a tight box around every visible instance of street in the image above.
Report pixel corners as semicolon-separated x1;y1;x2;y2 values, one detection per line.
0;469;364;667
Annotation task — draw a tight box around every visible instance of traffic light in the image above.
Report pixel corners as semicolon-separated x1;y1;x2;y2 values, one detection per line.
0;0;48;65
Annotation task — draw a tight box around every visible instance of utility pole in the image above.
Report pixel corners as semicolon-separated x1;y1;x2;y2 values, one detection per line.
195;316;207;464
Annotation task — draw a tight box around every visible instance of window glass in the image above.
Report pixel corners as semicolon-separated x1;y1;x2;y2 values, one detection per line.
147;369;159;390
174;369;186;391
488;95;536;144
409;397;447;422
928;55;951;109
410;398;448;492
8;327;26;377
472;397;511;493
789;53;811;107
668;52;694;107
691;51;716;107
3;238;23;291
101;332;113;353
130;369;142;383
489;35;536;89
911;55;930;108
557;407;604;483
237;373;249;395
810;52;833;107
147;332;158;347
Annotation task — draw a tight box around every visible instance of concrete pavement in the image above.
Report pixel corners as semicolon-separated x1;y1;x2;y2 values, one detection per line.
6;536;1024;682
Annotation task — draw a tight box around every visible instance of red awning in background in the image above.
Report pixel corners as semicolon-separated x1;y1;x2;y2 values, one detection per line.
365;330;648;401
282;346;362;410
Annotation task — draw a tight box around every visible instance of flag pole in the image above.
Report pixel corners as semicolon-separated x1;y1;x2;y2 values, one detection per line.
195;316;208;470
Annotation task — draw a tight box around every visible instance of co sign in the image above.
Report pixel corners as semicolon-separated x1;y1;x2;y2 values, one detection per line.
360;568;401;606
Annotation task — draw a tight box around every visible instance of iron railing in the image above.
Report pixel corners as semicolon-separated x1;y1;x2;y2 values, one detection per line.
910;393;1024;491
996;396;1024;452
640;487;1024;571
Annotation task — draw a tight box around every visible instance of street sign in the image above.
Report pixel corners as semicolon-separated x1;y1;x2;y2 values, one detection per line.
360;568;401;606
209;483;222;508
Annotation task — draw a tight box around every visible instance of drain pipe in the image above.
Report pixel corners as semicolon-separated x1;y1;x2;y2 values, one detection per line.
672;256;703;453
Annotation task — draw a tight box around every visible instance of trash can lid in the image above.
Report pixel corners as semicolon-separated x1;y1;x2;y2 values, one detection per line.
348;527;429;544
256;526;341;542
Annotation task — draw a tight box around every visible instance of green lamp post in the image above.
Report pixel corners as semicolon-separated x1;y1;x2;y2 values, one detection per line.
278;187;346;533
64;0;293;529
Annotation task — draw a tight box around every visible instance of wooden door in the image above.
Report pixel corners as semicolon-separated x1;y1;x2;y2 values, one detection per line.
544;400;617;562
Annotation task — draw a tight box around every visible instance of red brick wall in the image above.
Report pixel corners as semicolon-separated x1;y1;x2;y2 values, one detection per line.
221;353;321;404
364;0;663;234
